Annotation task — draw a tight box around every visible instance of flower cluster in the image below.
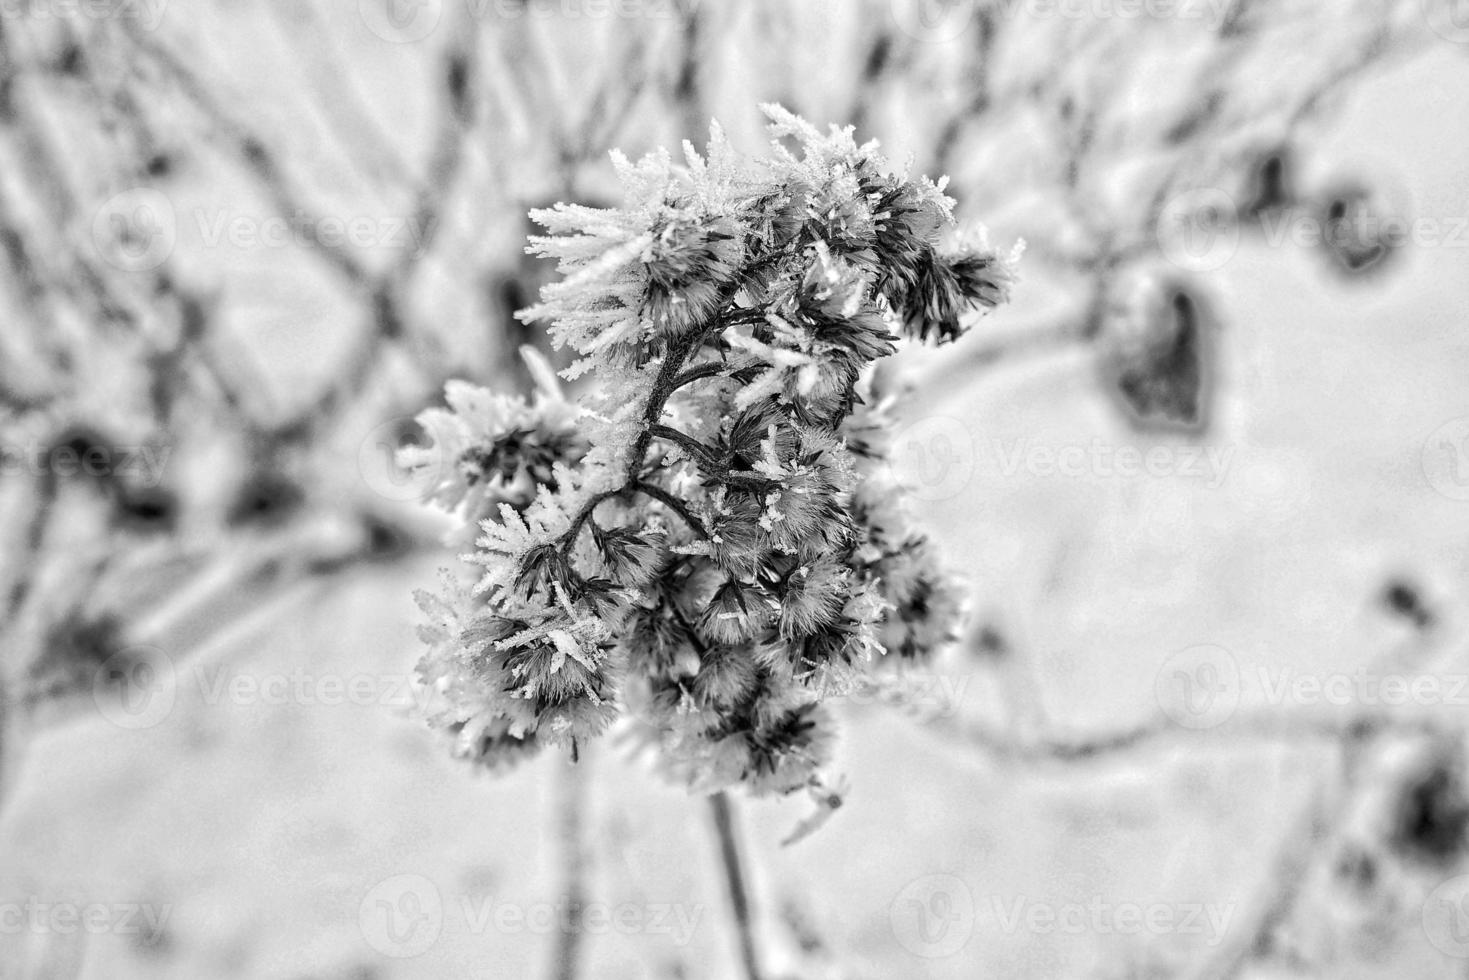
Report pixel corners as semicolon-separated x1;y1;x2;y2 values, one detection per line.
404;105;1017;797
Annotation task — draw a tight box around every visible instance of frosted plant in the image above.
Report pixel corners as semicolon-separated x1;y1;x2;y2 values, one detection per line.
404;105;1018;800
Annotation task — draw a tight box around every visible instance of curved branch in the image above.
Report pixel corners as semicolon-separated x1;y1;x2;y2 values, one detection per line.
650;424;722;470
632;482;709;539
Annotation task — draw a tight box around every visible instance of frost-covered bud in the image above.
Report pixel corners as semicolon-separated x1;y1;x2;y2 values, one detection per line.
745;179;809;249
515;543;578;599
741;702;837;795
873;538;965;661
897;247;1019;345
495;615;620;744
868;173;949;261
689;642;761;710
643;214;743;338
707;497;769;576
772;556;848;640
591;523;666;585
402;350;586;524
760;466;849;557
698;578;776;645
623;593;695;674
808;170;878;252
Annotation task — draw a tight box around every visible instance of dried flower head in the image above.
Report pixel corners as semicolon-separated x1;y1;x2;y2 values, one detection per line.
404;105;1017;800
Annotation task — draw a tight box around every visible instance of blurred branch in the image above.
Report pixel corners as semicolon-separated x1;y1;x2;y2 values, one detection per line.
911;703;1445;768
549;752;591;980
709;791;765;980
264;0;414;193
119;20;372;286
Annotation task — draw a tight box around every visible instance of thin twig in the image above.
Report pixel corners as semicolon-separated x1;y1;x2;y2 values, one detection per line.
650;424;721;470
908;703;1443;768
708;791;763;980
549;751;591;980
631;483;709;539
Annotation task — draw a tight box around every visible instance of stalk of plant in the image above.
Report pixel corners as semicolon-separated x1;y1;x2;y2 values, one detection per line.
402;105;1018;811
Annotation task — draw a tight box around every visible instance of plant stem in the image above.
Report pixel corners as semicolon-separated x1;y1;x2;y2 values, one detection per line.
707;791;763;980
668;359;727;392
0;683;11;814
549;750;591;980
631;482;708;539
650;424;721;470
